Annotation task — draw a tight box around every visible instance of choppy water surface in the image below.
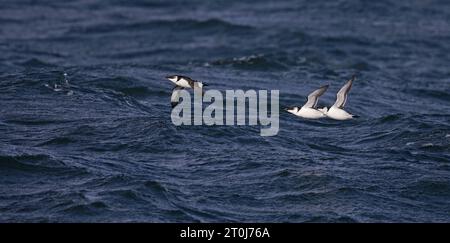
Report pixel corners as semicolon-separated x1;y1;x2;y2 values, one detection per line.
0;0;449;222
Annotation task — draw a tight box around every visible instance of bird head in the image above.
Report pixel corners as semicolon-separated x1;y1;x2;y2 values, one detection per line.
166;75;179;83
284;107;299;114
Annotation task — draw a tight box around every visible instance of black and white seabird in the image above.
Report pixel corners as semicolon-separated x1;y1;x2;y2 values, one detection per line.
285;85;329;119
44;72;73;95
325;75;356;120
166;75;207;108
166;75;207;89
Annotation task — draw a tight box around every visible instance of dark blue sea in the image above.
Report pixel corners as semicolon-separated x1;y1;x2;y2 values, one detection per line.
0;0;449;222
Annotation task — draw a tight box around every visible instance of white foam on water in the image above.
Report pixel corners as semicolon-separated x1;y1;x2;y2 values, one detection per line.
421;143;434;148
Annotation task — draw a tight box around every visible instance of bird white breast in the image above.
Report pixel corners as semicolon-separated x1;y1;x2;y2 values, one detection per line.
176;78;191;88
296;108;326;119
326;106;353;120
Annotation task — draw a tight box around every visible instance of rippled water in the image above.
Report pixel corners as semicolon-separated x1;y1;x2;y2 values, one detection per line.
0;0;449;222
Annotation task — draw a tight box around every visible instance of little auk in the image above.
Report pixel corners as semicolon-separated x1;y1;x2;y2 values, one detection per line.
166;75;207;89
44;72;73;95
324;75;356;120
166;75;207;108
285;85;329;119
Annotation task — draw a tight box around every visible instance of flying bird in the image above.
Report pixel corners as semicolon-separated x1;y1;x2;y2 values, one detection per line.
324;75;356;120
166;75;207;108
166;75;207;89
285;85;329;119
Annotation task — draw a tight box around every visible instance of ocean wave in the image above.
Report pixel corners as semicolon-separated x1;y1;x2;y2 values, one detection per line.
92;76;167;98
60;201;109;216
3;118;69;126
66;18;255;36
206;54;290;70
304;215;358;223
37;137;75;146
403;179;450;199
406;88;450;102
17;58;57;68
0;153;79;173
